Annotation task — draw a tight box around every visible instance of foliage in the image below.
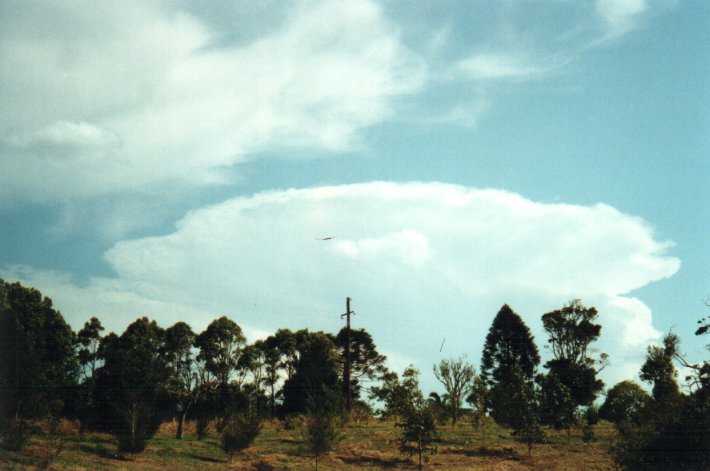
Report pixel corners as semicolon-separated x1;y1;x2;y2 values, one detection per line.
599;380;650;425
541;299;606;406
432;356;475;426
509;368;544;457
93;317;170;456
466;376;490;438
393;368;438;469
639;333;680;402
0;280;78;430
303;387;344;471
537;372;576;431
334;327;388;401
194;316;246;387
164;321;200;439
480;304;540;427
220;412;262;462
282;332;342;415
369;366;423;420
397;403;439;469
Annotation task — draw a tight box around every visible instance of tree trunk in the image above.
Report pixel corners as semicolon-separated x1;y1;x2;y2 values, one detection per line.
176;410;188;439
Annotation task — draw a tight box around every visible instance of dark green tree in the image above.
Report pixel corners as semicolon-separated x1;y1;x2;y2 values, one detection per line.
393;368;438;469
93;317;170;456
537;372;576;433
480;304;540;426
77;317;104;382
639;333;681;403
303;386;344;471
0;280;78;435
334;328;388;401
220;411;261;464
509;366;545;457
466;376;490;439
599;380;650;425
541;299;607;407
432;356;475;426
282;332;342;415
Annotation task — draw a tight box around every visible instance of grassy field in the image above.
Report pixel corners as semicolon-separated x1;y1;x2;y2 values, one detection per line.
0;418;617;470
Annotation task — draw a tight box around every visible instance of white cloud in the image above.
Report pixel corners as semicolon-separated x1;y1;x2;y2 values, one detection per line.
596;0;648;38
457;53;550;80
3;182;679;392
0;0;426;203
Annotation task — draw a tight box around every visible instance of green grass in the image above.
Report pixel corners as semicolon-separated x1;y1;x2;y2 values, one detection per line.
0;418;618;470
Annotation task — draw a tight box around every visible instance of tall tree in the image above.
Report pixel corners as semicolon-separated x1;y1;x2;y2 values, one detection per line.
432;356;475;426
93;317;170;456
77;317;104;382
194;316;246;387
164;321;200;439
334;327;388;401
480;304;540;426
282;332;342;415
541;299;607;406
0;280;78;430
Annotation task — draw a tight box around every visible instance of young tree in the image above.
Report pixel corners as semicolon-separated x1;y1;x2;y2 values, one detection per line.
480;304;540;426
432;356;475;426
164;321;200;439
369;366;423;420
393;368;438;469
220;411;261;464
466;376;490;439
541;299;607;406
303;386;343;471
509;367;544;457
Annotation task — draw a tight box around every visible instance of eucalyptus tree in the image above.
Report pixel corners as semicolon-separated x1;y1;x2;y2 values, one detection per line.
433;356;475;426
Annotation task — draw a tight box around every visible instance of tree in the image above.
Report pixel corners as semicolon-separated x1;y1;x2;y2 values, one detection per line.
369;366;423;420
541;299;607;406
220;412;261;464
639;333;681;403
194;316;246;387
303;386;343;471
77;317;104;382
164;321;200;439
599;380;650;425
282;332;342;415
466;376;490;439
392;368;438;469
432;356;475;426
0;280;78;435
509;367;544;457
334;328;388;401
480;304;540;426
93;317;170;456
537;372;576;433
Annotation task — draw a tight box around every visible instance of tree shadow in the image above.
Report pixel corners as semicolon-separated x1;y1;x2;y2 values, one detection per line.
443;445;521;461
184;452;225;463
339;454;413;468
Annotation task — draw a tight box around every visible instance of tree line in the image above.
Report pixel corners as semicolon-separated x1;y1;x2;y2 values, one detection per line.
0;279;707;469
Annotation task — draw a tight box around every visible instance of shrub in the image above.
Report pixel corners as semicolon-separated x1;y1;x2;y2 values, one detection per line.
220;413;262;463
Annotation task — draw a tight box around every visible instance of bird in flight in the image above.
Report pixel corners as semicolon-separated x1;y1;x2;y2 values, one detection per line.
316;236;335;241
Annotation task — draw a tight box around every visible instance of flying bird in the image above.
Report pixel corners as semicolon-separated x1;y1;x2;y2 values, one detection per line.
316;236;336;241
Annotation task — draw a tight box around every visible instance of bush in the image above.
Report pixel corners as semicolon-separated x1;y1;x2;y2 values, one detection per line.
2;418;33;451
220;413;262;463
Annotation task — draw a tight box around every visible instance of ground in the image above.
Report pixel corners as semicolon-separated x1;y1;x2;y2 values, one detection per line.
0;418;617;470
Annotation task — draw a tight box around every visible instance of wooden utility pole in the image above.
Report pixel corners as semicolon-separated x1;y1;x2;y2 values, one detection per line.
341;297;354;412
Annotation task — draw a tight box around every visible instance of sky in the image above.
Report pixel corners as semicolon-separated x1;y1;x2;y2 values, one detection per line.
0;0;707;395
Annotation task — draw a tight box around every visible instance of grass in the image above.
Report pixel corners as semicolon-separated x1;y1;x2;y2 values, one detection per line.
0;417;617;470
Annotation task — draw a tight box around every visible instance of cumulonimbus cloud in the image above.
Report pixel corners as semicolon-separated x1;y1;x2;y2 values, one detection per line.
5;182;678;388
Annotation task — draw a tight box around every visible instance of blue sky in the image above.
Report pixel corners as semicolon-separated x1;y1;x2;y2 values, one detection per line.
1;0;707;394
